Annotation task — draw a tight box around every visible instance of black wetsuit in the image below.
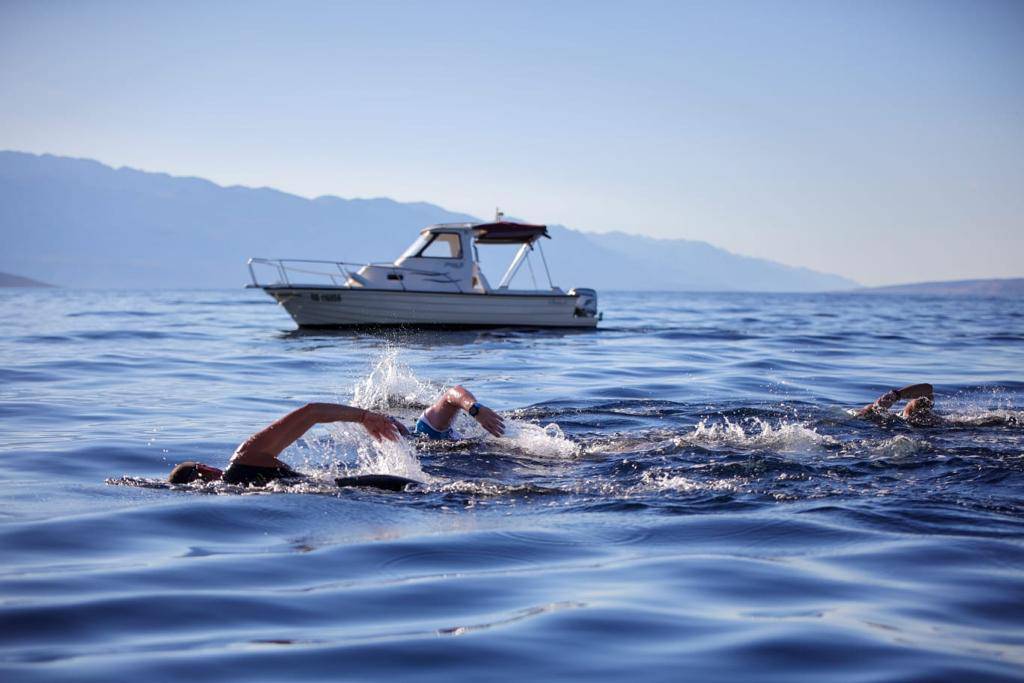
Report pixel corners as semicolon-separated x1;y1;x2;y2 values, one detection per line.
222;462;418;492
222;462;302;486
334;474;418;492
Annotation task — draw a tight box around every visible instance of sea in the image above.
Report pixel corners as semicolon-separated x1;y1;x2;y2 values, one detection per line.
1;289;1022;682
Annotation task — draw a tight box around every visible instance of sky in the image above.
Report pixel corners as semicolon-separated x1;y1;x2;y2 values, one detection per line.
1;0;1022;286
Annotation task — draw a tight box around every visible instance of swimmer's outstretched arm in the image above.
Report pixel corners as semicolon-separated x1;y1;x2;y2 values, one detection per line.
858;383;934;414
423;385;505;437
233;403;400;467
897;383;934;401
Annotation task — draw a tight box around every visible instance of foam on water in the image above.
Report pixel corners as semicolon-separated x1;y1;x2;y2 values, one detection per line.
450;415;580;458
869;434;930;459
676;417;838;452
943;408;1023;427
351;348;579;461
638;471;742;494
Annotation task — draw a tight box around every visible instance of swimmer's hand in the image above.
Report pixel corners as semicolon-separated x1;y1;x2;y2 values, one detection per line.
473;405;505;438
360;410;401;441
857;385;933;417
856;402;885;417
390;417;411;438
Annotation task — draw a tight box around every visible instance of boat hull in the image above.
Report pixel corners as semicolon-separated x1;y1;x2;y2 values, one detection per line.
259;286;599;328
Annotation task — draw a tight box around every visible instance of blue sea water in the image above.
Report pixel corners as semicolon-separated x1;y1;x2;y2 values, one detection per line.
1;289;1023;682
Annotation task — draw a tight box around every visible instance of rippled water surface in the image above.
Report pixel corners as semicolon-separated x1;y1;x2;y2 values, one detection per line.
2;289;1023;682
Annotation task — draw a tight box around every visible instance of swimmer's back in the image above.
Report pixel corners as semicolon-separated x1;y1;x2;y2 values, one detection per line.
335;474;420;492
222;462;302;486
222;462;417;492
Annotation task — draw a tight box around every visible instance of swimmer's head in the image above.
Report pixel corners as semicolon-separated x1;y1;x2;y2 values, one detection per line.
903;397;934;421
168;461;223;484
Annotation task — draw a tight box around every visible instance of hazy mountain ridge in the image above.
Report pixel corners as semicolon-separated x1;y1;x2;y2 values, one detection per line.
858;278;1024;297
0;151;857;291
0;271;53;287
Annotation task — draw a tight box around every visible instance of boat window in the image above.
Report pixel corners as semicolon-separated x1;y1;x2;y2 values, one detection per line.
399;234;432;260
417;233;462;259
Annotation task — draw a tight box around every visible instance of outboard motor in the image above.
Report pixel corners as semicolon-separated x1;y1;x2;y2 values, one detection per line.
569;287;598;318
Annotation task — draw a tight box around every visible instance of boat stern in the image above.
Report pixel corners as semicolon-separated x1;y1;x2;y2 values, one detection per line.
568;287;600;323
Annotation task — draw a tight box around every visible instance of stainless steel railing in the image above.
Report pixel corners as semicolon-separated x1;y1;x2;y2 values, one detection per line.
246;258;464;292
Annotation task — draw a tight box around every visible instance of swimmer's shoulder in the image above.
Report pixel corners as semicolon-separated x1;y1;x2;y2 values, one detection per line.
223;460;303;486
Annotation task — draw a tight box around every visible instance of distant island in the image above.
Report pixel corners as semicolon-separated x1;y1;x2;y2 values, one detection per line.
858;278;1023;297
0;151;857;292
0;271;53;287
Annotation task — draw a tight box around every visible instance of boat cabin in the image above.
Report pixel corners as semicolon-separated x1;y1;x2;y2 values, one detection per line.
347;221;559;294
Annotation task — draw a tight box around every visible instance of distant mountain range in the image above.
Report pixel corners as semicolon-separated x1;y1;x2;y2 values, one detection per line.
858;278;1024;297
0;151;857;291
0;271;53;287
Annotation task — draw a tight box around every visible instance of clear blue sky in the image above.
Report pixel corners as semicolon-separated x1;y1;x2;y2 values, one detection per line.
1;0;1021;285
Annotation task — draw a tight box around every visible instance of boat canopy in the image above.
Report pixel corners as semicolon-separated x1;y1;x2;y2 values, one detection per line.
471;222;549;244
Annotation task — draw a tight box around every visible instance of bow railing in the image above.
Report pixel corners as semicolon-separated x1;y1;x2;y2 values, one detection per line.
246;258;463;292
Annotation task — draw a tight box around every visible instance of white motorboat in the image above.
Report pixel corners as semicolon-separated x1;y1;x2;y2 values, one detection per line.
246;215;600;328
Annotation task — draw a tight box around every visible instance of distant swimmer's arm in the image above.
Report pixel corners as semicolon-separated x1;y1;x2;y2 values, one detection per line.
858;383;935;415
896;383;934;402
233;403;400;467
423;385;506;437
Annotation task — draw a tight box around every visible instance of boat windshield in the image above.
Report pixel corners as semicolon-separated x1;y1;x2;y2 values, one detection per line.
399;232;462;260
399;234;431;260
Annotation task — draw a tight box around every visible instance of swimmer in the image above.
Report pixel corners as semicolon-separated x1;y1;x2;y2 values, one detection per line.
857;383;942;425
167;403;414;490
167;385;504;490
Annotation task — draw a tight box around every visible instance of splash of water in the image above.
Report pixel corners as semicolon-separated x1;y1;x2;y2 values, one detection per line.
676;418;838;452
451;413;579;458
943;409;1023;427
351;347;580;459
350;346;438;410
637;470;741;494
319;347;582;480
337;348;435;481
355;435;430;481
505;421;580;458
319;422;430;482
